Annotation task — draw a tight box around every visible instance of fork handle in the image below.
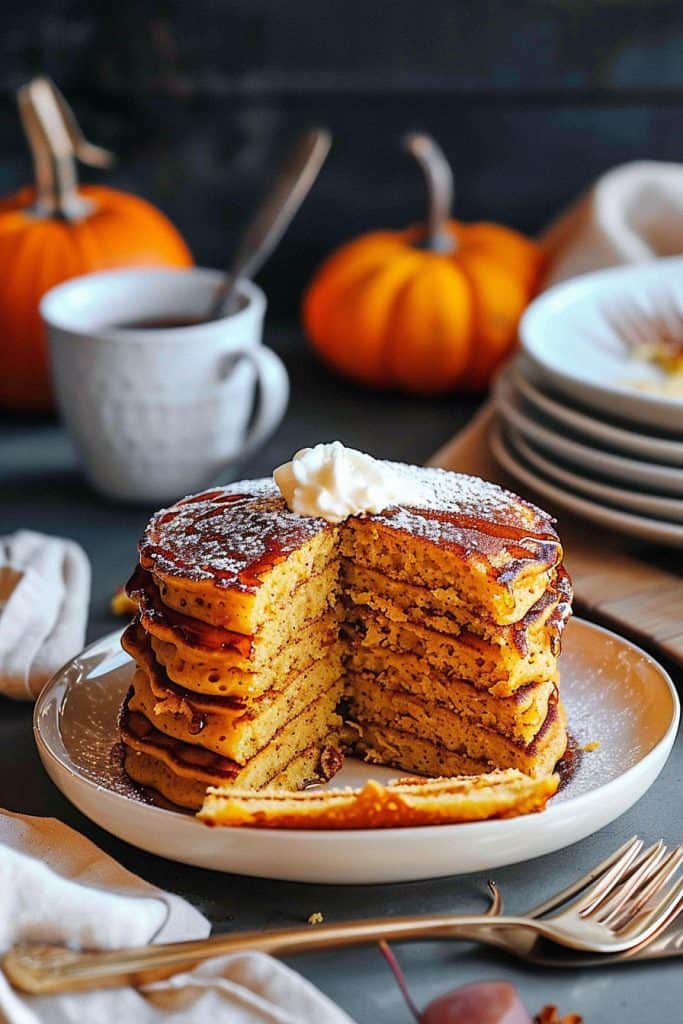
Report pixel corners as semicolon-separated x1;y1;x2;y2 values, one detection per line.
4;914;522;995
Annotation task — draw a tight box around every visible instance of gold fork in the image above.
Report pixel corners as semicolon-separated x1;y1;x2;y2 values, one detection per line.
4;835;682;994
460;836;683;967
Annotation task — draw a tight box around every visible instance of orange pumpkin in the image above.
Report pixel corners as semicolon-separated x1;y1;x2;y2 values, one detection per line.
0;78;192;411
303;134;545;394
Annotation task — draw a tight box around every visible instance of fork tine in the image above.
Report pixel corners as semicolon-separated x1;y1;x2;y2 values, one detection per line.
596;842;668;926
619;838;668;882
574;837;645;917
610;846;683;932
524;836;642;919
617;875;683;942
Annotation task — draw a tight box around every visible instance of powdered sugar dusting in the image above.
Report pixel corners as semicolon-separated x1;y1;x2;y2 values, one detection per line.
140;480;332;591
140;464;561;592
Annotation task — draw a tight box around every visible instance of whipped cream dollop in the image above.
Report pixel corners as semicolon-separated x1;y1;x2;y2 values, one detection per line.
273;442;423;523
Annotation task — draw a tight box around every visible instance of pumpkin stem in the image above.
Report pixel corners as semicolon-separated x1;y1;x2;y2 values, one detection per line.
403;133;454;253
17;77;115;222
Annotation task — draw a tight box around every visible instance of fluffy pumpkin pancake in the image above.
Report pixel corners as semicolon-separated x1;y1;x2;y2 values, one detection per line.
147;612;340;697
125;745;333;812
356;701;567;781
347;660;557;744
128;646;344;762
137;484;338;632
346;607;558;693
344;562;571;651
350;681;566;777
150;528;340;632
121;697;343;810
127;564;339;672
137;471;562;628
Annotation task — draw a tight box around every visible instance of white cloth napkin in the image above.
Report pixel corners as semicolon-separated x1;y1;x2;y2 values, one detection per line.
0;810;356;1024
541;159;683;287
0;531;91;701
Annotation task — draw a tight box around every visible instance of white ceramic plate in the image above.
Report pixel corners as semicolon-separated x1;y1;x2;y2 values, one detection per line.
509;360;683;470
495;368;683;495
505;425;683;523
520;259;683;432
491;420;683;549
34;624;679;884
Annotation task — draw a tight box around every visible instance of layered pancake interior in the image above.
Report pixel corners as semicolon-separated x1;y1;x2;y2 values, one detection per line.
121;470;571;811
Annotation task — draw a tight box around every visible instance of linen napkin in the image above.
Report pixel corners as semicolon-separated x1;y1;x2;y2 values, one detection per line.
0;531;91;701
541;159;683;286
0;809;356;1024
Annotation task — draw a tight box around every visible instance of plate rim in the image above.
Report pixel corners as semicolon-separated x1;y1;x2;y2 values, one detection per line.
33;620;680;841
505;423;683;522
519;258;683;424
491;418;683;547
508;361;683;467
494;368;683;490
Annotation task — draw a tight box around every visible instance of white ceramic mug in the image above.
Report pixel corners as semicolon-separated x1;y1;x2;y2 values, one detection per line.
41;268;289;503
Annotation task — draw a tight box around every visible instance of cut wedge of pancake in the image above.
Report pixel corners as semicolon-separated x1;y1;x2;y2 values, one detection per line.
199;770;559;829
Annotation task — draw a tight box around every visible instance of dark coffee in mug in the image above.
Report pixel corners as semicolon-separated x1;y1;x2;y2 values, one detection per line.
112;316;207;330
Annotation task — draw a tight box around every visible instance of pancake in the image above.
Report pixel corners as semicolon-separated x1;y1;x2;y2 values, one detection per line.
351;686;567;778
343;561;571;652
347;658;557;744
147;612;340;697
140;472;563;628
345;606;559;693
128;563;339;672
120;693;344;810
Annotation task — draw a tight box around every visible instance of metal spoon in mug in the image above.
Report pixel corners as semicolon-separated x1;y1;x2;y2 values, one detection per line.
206;128;331;320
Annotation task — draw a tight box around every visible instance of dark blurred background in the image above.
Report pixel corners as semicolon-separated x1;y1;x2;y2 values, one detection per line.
1;0;682;321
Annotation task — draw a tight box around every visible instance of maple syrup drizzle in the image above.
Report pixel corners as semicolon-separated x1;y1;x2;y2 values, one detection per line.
138;476;563;607
386;506;559;545
524;696;558;755
176;490;247;507
127;566;254;655
140;489;329;591
187;712;208;735
122;703;241;779
555;733;582;792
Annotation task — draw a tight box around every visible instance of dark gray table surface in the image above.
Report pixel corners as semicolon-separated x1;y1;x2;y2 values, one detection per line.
0;330;681;1023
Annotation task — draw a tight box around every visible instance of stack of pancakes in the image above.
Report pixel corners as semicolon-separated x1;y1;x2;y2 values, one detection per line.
121;468;572;811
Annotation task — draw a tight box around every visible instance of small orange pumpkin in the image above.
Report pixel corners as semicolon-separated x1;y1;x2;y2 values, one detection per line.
303;134;545;394
0;78;192;411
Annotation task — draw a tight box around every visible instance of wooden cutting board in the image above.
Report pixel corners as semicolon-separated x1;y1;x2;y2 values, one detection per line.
429;403;683;668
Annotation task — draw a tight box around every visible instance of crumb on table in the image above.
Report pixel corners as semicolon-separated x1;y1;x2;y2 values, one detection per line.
307;911;324;925
535;1006;582;1024
582;741;601;753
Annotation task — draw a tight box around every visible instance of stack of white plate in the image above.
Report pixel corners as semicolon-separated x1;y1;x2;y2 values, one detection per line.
490;260;683;548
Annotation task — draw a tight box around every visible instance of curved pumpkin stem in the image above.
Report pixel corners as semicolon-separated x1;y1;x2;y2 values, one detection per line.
403;133;454;253
17;77;114;222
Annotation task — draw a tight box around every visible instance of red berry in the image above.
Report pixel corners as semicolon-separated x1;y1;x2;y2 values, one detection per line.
421;981;533;1024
